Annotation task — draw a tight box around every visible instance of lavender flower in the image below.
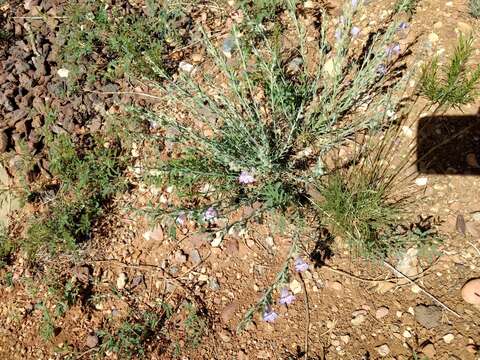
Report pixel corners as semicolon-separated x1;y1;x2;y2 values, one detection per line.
238;170;255;184
335;29;342;42
398;22;409;31
351;26;361;37
203;207;218;221
279;287;295;305
176;211;187;226
385;43;401;58
376;64;387;76
263;306;278;322
351;0;359;8
294;257;309;272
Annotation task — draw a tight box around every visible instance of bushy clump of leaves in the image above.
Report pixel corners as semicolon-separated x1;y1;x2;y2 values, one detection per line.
140;0;408;234
24;134;125;258
470;0;480;18
419;34;480;108
59;0;186;89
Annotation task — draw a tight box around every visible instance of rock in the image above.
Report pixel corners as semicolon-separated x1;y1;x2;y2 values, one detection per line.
421;343;436;358
414;304;442;329
57;68;69;78
0;131;8;153
209;277;220;291
116;272;127;290
220;302;238;323
461;278;480;305
189;249;201;265
375;306;389;319
428;33;439;44
85;334;99;348
396;247;420;284
179;61;194;73
174;250;187;264
340;335;350;344
131;275;143;288
403;330;412;338
351;314;366;326
465;344;478;353
456;214;466;235
466;153;480;168
443;333;454;344
375;344;390;357
290;279;302;294
415;177;428;186
326;280;343;292
472;212;480;222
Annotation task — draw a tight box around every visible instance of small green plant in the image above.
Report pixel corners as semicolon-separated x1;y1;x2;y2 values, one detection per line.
394;0;419;14
98;311;164;358
183;302;206;349
470;0;480;18
240;0;286;23
59;1;186;90
419;34;480;108
37;303;56;341
23;133;126;258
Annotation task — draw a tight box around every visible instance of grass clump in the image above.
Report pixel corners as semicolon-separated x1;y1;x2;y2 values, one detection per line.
419;34;480;108
141;0;408;237
470;0;480;18
59;0;186;89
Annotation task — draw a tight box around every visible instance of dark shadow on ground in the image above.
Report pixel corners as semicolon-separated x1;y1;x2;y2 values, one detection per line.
417;112;480;175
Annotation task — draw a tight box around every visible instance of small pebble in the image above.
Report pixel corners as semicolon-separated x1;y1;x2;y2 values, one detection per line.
461;278;480;305
443;333;455;344
375;344;390;357
85;334;99;348
351;314;366;326
116;273;127;290
375;306;389;319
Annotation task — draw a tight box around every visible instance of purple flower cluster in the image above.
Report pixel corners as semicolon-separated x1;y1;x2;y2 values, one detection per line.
385;43;401;58
351;26;361;38
203;206;218;221
279;287;295;305
294;257;309;272
238;170;255;184
263;306;278;322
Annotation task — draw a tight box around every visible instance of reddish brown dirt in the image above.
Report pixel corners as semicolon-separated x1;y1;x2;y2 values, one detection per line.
0;0;480;359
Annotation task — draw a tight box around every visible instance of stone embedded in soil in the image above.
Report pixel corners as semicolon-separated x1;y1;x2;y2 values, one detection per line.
375;306;389;319
174;250;187;264
414;304;442;329
421;343;436;358
220;302;238;323
351;314;366;326
375;344;390;357
189;249;201;265
85;334;99;348
472;212;480;222
209;277;220;291
116;273;127;290
290;279;302;294
443;333;455;344
461;278;480;305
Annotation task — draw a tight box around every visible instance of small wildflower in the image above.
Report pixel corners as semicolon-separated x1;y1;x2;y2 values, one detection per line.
376;64;387;76
263;306;278;322
238;170;255;184
351;26;361;37
203;207;218;221
294;257;309;272
385;43;401;58
351;0;359;8
176;211;187;226
279;287;295;305
398;22;409;31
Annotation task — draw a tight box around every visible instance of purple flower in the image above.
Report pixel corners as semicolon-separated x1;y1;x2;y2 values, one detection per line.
385;43;401;58
351;26;361;37
335;29;342;42
263;306;278;322
398;22;409;31
376;64;387;75
176;211;187;226
279;287;295;305
351;0;359;8
294;257;309;272
238;170;255;184
203;207;218;221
